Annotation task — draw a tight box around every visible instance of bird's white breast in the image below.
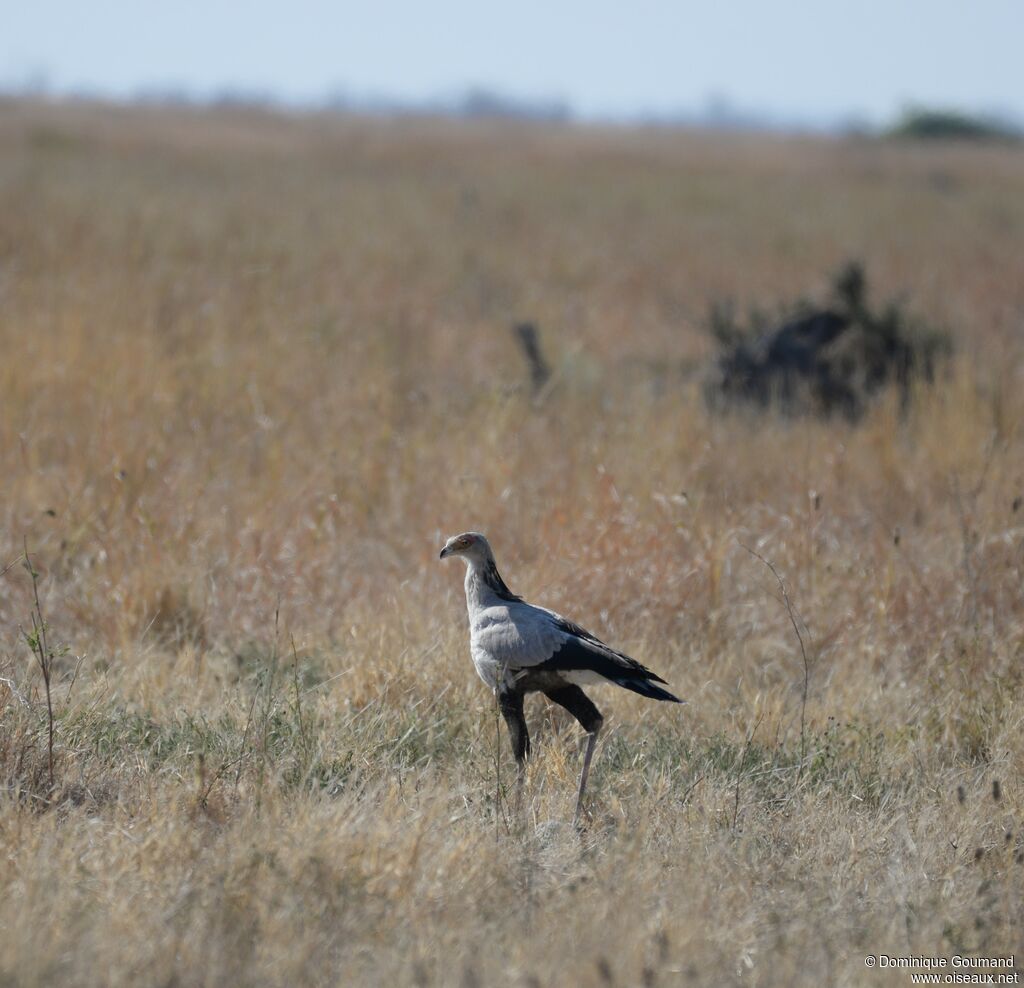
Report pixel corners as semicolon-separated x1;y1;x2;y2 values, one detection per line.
467;600;563;690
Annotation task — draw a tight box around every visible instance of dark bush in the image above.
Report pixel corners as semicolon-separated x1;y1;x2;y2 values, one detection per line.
705;262;951;420
887;109;1020;143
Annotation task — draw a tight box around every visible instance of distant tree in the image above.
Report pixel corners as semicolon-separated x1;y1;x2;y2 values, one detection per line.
705;261;952;421
456;87;571;123
887;108;1020;142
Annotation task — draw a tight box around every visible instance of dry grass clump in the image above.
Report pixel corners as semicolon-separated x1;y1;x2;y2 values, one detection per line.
1;99;1023;986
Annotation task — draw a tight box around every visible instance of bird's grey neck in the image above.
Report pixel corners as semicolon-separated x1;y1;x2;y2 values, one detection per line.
465;557;520;606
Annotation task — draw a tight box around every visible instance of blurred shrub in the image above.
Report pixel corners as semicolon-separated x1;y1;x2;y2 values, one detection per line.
887;108;1020;142
705;262;952;420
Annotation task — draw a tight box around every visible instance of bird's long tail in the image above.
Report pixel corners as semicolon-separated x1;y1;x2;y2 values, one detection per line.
615;678;684;703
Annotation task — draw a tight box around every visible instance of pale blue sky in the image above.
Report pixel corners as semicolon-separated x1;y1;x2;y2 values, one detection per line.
4;0;1022;125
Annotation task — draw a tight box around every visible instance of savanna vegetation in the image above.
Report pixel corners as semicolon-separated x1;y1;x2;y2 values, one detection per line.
1;97;1023;986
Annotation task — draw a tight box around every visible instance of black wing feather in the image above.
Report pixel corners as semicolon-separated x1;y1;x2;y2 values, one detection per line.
537;616;681;702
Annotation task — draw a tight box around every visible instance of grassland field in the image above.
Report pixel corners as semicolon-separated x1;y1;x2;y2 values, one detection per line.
1;97;1023;987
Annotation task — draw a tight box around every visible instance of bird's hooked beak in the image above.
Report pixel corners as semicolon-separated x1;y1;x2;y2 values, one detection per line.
439;545;452;560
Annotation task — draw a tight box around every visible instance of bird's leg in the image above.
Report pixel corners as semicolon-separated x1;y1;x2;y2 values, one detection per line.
574;726;601;825
497;686;530;816
542;685;604;825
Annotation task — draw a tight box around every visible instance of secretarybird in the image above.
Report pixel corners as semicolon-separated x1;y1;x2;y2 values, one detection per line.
440;532;682;821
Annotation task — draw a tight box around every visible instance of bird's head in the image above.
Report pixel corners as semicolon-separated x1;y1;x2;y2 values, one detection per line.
439;531;492;563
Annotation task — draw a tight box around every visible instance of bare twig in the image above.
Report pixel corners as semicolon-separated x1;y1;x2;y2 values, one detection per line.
298;667;352;700
233;684;260;787
680;774;705;806
62;653;87;711
289;633;318;787
732;708;765;830
290;635;307;751
0;677;31;707
951;473;979;626
1;552;26;579
254;602;282;811
512;322;551;396
200;748;250;808
742;543;811;776
22;540;56;788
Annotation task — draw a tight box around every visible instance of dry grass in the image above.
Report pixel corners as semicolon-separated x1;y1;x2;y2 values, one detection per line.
1;97;1023;986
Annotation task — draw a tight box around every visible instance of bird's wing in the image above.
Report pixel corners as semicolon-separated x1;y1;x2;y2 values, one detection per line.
533;607;671;683
471;601;564;669
474;601;670;685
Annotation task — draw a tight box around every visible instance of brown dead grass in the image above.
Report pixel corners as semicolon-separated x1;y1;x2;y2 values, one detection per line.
1;98;1023;986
